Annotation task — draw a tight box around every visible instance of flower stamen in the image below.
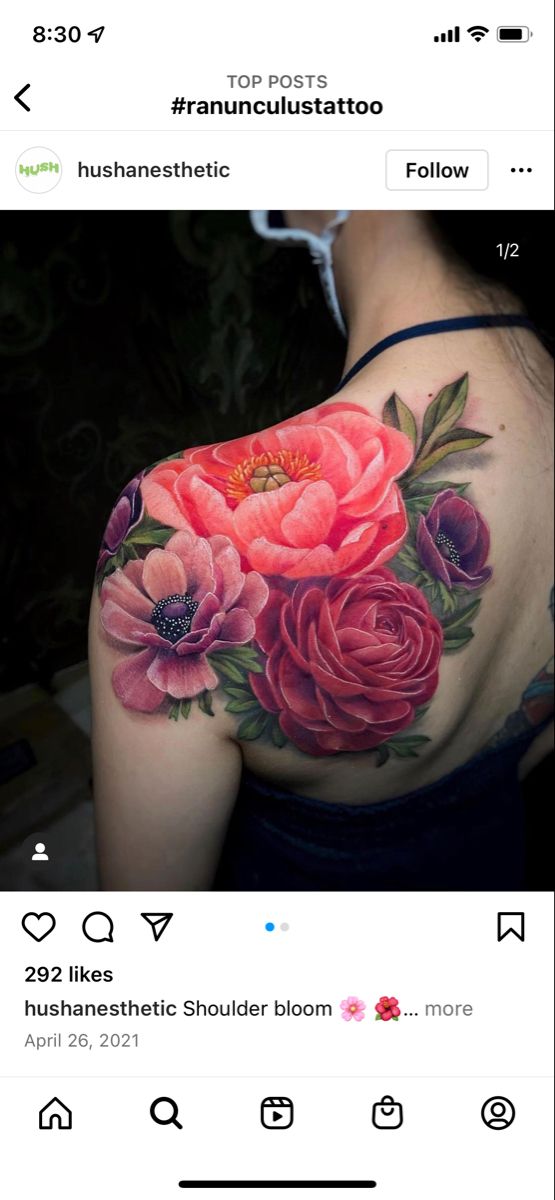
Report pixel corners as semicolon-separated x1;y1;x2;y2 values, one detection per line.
435;530;461;568
151;592;199;643
226;449;321;502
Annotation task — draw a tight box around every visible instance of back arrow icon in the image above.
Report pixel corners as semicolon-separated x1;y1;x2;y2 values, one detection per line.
14;84;31;112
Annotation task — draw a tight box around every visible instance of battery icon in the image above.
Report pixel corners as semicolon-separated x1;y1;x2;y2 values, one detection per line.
497;26;530;41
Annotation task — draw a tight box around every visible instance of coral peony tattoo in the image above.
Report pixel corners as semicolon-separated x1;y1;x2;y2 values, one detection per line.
96;374;493;762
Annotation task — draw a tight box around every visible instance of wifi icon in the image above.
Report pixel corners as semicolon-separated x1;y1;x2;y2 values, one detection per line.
467;25;489;41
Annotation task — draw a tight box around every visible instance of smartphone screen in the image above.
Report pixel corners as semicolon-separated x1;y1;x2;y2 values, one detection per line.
0;3;553;1196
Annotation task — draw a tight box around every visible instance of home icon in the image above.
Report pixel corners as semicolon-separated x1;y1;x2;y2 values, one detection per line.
39;1097;72;1130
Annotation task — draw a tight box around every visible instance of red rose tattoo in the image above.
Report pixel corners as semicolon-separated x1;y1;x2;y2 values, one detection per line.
250;569;443;755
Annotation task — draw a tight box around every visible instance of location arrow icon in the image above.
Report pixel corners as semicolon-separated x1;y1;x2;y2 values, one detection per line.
141;912;174;942
14;84;31;112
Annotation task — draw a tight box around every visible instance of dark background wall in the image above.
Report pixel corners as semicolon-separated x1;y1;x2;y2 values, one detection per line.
1;209;551;692
0;211;345;691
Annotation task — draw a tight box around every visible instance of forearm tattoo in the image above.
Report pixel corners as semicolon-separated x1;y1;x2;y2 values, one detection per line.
96;374;495;763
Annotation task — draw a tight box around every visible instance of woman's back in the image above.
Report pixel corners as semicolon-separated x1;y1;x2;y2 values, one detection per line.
232;330;554;806
89;212;553;889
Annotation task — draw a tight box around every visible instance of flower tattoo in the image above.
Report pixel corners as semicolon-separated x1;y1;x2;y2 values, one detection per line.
140;403;413;579
96;373;493;762
97;473;144;576
416;488;492;590
100;530;267;712
250;570;443;755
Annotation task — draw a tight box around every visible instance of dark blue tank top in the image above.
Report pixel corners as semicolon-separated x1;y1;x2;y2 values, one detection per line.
215;727;544;890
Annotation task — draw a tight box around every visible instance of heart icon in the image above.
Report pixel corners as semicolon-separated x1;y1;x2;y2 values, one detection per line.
22;912;56;942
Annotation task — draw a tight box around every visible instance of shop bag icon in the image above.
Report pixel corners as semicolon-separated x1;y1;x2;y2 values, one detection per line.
372;1095;403;1129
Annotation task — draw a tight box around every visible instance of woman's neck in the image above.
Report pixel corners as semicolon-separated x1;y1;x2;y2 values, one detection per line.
332;212;483;374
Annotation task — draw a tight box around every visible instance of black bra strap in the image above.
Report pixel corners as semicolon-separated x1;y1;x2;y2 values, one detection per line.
335;314;537;392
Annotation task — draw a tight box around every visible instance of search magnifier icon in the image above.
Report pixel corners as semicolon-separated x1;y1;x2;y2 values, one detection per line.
150;1096;183;1130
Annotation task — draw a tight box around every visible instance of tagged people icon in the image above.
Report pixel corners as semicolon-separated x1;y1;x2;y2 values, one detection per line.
31;842;49;861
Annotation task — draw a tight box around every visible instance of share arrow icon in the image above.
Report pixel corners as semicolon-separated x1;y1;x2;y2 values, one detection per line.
141;912;174;942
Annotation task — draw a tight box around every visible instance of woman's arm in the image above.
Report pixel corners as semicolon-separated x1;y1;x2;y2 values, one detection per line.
89;593;242;890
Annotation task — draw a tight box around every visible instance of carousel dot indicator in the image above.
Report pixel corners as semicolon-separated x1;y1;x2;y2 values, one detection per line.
265;922;275;932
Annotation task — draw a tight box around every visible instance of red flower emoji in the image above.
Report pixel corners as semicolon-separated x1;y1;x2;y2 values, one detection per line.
375;996;401;1022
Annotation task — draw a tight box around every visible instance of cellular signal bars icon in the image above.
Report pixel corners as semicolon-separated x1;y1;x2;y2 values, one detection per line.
434;26;460;43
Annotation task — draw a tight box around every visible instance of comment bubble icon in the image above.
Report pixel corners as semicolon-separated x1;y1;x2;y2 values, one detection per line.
82;911;114;943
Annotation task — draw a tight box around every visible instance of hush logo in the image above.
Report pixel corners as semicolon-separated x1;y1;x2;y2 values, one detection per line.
19;161;59;176
16;146;62;192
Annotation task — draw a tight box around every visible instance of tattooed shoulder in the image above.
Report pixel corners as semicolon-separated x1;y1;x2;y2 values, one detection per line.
95;374;494;765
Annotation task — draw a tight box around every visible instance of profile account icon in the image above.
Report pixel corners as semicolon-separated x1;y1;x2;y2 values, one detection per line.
481;1096;516;1130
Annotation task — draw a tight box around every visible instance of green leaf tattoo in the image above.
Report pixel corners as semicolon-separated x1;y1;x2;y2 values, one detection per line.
420;374;469;452
382;392;418;446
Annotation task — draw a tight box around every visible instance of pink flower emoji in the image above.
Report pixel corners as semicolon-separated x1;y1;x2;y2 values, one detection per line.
99;530;268;711
340;996;367;1022
375;996;401;1022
